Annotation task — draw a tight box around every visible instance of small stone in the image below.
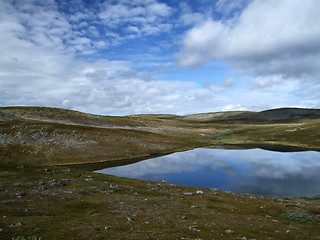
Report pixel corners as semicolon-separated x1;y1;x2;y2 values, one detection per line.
143;221;150;224
181;216;188;220
196;190;204;194
39;186;48;190
272;219;279;223
49;179;66;186
19;208;28;212
8;222;24;228
38;180;45;185
191;205;199;208
127;217;134;222
184;192;194;196
213;192;220;196
225;229;234;234
15;192;25;197
286;230;291;233
265;215;271;218
189;226;200;232
104;226;113;230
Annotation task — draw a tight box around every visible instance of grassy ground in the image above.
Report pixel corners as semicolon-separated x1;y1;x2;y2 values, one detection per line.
1;162;319;240
1;107;320;239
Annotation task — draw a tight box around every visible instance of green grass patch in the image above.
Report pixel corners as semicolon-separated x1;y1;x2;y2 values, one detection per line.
281;210;317;223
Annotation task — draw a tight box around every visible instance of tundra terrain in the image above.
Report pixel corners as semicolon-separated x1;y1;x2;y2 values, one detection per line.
0;106;319;239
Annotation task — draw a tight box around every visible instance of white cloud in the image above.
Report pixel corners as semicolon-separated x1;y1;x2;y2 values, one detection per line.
98;0;172;36
177;0;320;85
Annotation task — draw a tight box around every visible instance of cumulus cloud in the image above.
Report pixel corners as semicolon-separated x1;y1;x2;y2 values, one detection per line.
177;0;320;84
1;0;319;115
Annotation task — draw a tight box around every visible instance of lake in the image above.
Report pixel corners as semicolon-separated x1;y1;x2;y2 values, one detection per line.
96;148;320;197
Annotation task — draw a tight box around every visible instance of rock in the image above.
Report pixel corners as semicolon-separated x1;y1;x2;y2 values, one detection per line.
225;229;234;234
196;190;204;194
272;219;279;223
127;217;134;222
213;192;220;196
49;179;66;186
189;226;200;232
104;226;113;230
184;192;194;196
19;208;28;212
8;222;24;228
3;200;15;204
181;216;188;220
38;180;45;185
143;221;150;224
191;205;199;208
39;186;48;190
15;192;25;197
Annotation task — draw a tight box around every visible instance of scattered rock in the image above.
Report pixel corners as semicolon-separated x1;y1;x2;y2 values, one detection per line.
38;180;45;185
127;217;134;222
104;226;113;230
19;208;28;212
8;222;24;228
39;185;48;190
196;190;204;194
49;179;66;186
184;192;194;196
191;205;199;208
272;219;279;223
189;226;200;232
15;192;26;197
181;216;188;220
143;221;150;224
225;229;234;234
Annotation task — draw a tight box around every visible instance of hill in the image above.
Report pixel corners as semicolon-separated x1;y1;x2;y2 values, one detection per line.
0;106;320;166
1;106;320;239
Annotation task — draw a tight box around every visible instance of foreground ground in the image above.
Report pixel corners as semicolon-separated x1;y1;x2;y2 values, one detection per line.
1;107;320;239
1;162;319;240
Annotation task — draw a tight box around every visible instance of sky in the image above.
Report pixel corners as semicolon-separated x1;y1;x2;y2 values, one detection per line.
1;0;320;115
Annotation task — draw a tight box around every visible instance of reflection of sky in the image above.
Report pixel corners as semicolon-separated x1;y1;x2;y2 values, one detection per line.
96;148;320;197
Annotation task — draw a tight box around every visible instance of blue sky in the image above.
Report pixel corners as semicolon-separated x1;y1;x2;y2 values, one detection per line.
1;0;320;115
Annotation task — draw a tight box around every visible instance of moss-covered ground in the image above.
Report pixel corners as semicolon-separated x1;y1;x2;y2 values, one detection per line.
1;107;320;239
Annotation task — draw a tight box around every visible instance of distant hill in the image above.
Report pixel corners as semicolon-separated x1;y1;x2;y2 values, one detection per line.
179;108;320;122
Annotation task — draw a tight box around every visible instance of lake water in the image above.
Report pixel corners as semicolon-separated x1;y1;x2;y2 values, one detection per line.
96;148;320;197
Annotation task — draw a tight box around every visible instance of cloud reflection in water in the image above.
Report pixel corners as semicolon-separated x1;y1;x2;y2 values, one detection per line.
96;148;320;197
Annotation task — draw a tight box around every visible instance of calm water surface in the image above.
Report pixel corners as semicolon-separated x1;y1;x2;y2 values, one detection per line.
96;148;320;197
